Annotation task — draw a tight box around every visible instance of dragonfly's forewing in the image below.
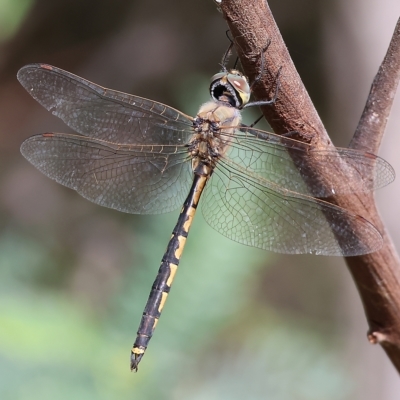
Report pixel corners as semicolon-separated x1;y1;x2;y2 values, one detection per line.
18;64;196;214
226;127;394;197
21;133;192;214
17;64;194;146
203;161;382;256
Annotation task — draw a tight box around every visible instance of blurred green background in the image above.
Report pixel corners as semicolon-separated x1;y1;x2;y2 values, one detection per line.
0;0;400;399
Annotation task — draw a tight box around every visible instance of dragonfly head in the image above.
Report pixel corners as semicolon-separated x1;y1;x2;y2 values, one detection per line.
210;69;250;109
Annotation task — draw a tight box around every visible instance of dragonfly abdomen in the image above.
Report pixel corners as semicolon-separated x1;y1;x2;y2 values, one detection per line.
130;173;208;371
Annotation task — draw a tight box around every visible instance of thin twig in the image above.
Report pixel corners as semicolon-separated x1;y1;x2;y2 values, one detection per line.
219;0;400;373
350;19;400;154
346;18;400;372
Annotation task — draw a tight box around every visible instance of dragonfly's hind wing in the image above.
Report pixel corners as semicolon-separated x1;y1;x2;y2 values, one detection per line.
202;160;382;256
18;64;193;146
21;133;192;214
225;127;394;197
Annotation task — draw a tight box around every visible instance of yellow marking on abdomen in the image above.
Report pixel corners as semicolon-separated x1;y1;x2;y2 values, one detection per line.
131;347;145;355
158;292;169;313
183;206;196;232
167;263;178;286
174;235;187;260
152;318;159;330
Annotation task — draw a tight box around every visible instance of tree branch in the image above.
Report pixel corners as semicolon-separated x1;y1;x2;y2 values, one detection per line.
219;0;400;373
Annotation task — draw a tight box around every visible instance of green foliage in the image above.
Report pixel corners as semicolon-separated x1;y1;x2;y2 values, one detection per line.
0;212;352;399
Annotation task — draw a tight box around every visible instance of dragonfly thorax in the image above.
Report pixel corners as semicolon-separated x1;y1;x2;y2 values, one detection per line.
189;100;242;174
210;69;250;109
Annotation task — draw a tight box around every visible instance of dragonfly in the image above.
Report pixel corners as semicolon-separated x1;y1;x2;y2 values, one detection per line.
18;62;394;371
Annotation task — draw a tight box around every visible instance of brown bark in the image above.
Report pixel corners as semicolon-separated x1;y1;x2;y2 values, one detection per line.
219;0;400;373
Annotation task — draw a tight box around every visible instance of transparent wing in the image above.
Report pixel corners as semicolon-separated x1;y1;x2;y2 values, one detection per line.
202;160;382;256
17;64;194;145
21;133;192;214
223;127;394;197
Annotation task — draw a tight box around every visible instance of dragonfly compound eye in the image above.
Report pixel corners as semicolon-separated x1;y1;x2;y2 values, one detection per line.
226;72;250;106
209;71;250;108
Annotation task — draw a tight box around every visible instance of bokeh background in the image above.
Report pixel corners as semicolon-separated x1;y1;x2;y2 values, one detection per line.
0;0;400;399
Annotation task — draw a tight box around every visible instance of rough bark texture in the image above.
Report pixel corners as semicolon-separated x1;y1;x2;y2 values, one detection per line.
219;0;400;373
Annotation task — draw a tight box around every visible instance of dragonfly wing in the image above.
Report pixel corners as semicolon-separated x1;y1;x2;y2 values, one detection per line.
18;64;194;145
21;133;192;214
202;160;382;256
227;127;394;196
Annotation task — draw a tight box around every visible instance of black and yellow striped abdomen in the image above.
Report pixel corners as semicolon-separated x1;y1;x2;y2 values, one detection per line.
130;173;208;371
